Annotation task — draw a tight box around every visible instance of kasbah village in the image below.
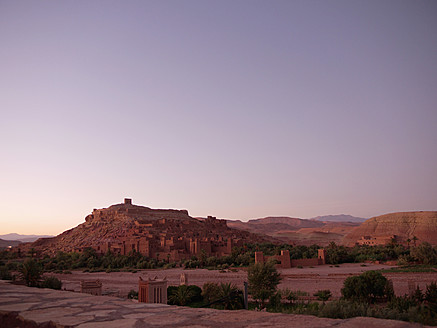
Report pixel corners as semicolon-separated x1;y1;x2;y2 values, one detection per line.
1;199;437;327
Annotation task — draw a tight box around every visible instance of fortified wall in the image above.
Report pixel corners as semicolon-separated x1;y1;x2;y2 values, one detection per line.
255;249;326;268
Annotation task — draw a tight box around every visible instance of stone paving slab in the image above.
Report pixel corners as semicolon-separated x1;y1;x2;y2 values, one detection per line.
0;280;428;327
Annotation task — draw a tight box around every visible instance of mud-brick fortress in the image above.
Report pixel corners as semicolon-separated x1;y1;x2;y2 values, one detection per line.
70;198;257;261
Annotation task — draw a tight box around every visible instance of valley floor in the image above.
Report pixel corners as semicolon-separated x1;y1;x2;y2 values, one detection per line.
49;263;437;298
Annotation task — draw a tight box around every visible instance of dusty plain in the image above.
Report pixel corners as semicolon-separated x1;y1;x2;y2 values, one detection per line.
49;263;437;298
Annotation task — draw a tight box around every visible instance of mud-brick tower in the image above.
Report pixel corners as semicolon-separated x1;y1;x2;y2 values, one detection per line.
254;251;264;264
318;249;327;265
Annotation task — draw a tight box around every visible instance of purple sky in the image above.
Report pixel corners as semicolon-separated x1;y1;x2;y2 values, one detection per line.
1;1;436;235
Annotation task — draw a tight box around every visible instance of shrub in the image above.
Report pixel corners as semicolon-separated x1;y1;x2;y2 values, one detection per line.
187;285;203;303
319;300;368;319
40;276;62;290
411;243;437;265
268;291;282;311
425;281;437;313
128;289;138;299
0;266;12;280
314;290;332;302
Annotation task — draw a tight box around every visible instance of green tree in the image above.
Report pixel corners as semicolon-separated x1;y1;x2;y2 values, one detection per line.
341;270;393;303
248;260;282;309
411;242;437;265
19;258;43;287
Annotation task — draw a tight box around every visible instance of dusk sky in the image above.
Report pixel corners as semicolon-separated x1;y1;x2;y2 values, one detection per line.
1;1;436;235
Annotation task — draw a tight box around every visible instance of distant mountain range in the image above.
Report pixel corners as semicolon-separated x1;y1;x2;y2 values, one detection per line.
310;215;367;223
0;233;53;243
0;238;22;248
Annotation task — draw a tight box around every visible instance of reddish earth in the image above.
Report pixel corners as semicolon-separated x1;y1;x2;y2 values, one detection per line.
227;217;360;246
48;263;437;299
343;211;437;246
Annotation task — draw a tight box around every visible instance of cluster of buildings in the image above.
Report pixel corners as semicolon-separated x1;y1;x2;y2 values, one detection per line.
356;235;397;246
75;198;250;262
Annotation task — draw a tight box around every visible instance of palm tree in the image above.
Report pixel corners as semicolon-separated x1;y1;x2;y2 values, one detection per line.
218;282;243;310
168;285;194;306
406;238;411;248
19;258;42;287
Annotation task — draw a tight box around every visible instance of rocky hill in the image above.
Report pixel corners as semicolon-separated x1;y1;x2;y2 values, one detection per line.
227;216;324;235
311;214;366;223
18;199;278;257
343;211;437;246
227;216;360;246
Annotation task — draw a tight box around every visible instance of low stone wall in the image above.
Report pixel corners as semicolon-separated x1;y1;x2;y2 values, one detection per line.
291;258;320;267
0;280;422;328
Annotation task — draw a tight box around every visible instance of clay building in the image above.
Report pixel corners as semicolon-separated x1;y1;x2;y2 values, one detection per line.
357;235;397;246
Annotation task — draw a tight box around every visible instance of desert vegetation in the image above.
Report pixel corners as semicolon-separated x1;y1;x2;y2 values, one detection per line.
2;241;437;275
257;267;437;325
1;242;437;324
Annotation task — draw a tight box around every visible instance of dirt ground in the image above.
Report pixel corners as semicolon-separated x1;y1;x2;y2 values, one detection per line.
49;263;437;298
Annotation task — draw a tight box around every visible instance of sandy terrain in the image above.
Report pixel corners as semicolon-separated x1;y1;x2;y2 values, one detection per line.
48;263;437;299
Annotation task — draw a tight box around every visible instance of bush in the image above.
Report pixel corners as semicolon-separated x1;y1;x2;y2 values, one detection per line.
128;289;138;299
188;285;203;303
40;276;62;290
411;243;437;265
0;266;12;280
202;282;221;304
314;290;332;302
425;281;437;313
341;271;393;303
319;300;368;319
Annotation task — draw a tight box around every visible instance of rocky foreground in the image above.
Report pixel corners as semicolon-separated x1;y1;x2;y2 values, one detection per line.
0;280;427;328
